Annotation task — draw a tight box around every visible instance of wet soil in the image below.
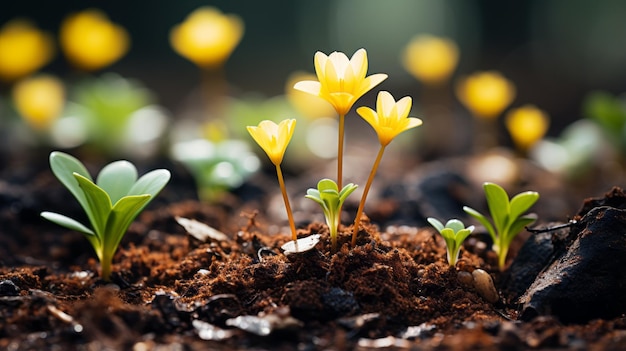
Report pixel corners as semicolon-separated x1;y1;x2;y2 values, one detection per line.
1;151;626;350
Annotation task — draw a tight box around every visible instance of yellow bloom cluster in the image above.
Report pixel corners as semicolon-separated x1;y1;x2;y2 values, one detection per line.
170;7;244;68
0;20;54;81
249;48;422;248
60;9;129;71
12;75;65;131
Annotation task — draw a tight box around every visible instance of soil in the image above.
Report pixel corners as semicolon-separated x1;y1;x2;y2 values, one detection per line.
1;150;626;350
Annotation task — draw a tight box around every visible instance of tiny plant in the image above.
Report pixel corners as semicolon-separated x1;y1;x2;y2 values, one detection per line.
41;151;171;281
463;182;539;270
305;179;357;252
427;218;474;267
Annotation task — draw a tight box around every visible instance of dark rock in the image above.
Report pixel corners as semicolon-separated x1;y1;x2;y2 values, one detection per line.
519;206;626;323
0;279;20;296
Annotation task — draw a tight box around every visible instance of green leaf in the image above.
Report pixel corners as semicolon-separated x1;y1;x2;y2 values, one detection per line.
40;211;95;236
509;191;539;221
427;217;445;232
317;179;338;193
483;183;510;234
445;219;465;233
338;183;358;203
96;160;138;204
505;215;537;247
103;194;151;258
128;169;171;199
463;206;497;243
49;151;92;212
74;173;112;237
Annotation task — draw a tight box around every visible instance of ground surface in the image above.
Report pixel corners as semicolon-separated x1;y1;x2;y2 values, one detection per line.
1;150;625;350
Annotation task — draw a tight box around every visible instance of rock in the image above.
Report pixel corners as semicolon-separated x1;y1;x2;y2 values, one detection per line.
519;205;626;322
472;269;499;303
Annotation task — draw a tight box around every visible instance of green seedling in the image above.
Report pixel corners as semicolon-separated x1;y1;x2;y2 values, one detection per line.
427;218;474;267
171;138;260;202
463;182;539;270
41;151;171;281
305;179;357;252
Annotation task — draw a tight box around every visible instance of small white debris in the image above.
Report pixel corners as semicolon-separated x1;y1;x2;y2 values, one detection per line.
226;312;302;336
176;216;230;242
192;320;235;341
280;234;321;255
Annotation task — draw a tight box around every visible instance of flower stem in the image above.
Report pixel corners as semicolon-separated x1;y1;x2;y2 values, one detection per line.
337;114;345;189
276;164;297;241
351;145;386;247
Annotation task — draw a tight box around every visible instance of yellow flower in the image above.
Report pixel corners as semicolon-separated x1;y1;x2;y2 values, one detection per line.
12;74;65;131
286;71;336;119
456;71;516;119
505;104;549;151
0;20;54;82
60;9;129;71
247;119;296;166
294;48;388;116
170;7;244;68
357;91;423;146
402;34;459;85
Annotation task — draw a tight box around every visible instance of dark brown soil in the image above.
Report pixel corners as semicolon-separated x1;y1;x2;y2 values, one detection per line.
1;151;626;350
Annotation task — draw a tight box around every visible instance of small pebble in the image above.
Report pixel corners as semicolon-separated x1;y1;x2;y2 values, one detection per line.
472;269;499;303
456;271;474;288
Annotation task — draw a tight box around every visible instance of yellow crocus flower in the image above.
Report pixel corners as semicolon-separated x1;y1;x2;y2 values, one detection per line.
247;119;296;166
456;71;516;119
357;91;423;146
12;74;65;131
402;34;459;85
505;104;549;151
351;91;422;247
294;48;387;116
170;7;244;68
286;72;336;120
247;119;298;241
294;48;387;188
0;20;54;82
59;9;129;71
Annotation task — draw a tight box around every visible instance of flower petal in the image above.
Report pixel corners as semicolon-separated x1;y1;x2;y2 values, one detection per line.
294;80;321;96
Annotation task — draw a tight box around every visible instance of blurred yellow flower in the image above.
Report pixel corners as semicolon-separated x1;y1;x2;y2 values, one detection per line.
12;75;65;131
456;71;516;119
170;7;244;68
357;91;422;146
402;34;459;85
247;119;296;166
505;105;549;151
60;9;129;71
294;48;387;116
286;72;336;119
0;20;54;82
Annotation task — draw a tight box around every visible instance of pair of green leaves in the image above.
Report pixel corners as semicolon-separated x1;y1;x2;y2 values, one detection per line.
41;151;170;281
427;218;474;267
305;179;357;252
463;182;539;270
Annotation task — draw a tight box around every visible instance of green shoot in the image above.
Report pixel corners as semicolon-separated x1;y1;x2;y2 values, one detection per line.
463;182;539;270
41;151;171;281
427;218;474;267
305;179;357;252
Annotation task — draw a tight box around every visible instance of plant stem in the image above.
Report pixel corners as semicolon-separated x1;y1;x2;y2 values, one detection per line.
337;114;345;189
351;145;386;247
100;251;112;282
498;243;508;270
276;164;297;241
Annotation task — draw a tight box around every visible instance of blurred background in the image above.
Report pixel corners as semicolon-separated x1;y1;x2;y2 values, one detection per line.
2;0;626;208
3;0;626;126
